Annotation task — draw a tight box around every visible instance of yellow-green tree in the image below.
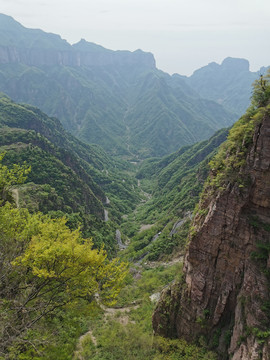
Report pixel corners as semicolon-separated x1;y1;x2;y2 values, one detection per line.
0;152;30;204
0;155;127;355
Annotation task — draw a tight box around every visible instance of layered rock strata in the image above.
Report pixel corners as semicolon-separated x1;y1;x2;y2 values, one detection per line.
153;110;270;359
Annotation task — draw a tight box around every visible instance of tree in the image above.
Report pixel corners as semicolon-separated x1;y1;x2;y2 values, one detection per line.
0;152;30;205
251;70;270;108
0;155;128;355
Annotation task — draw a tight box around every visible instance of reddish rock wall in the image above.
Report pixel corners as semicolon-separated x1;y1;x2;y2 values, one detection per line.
153;111;270;359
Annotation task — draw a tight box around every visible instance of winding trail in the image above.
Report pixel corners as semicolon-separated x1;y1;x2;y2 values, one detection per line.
74;330;97;360
104;209;109;222
73;303;139;359
11;188;19;208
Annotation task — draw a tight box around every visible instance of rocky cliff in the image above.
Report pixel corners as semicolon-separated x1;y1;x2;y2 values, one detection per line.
153;78;270;359
0;43;156;69
0;15;155;69
186;57;263;116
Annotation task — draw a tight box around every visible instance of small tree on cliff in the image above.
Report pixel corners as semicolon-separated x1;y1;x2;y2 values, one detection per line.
251;70;270;108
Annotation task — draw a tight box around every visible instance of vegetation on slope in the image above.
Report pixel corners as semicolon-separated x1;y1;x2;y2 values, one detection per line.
186;57;267;116
0;156;127;359
73;263;217;360
0;95;142;253
120;128;228;262
0;14;238;158
201;71;270;200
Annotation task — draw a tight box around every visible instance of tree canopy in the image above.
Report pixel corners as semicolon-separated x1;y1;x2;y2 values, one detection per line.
0;154;127;356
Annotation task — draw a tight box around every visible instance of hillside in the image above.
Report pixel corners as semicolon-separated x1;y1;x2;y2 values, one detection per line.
119;128;228;262
0;14;238;158
153;71;270;359
0;94;142;252
185;57;268;117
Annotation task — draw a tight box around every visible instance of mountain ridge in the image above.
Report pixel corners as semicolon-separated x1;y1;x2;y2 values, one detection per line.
0;14;155;69
0;13;245;158
153;74;270;359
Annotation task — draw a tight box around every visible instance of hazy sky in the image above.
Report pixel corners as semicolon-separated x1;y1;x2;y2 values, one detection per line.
0;0;269;75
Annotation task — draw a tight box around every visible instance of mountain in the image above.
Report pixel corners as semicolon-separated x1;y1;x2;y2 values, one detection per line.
120;128;228;262
0;14;238;158
153;73;270;359
185;57;268;117
0;94;142;252
137;127;228;216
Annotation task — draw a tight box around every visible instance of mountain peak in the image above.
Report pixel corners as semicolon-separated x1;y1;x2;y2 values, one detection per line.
72;39;109;53
221;57;250;72
0;13;24;31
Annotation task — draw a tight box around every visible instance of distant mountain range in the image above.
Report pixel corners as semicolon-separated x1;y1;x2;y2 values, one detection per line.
0;14;265;158
184;57;268;116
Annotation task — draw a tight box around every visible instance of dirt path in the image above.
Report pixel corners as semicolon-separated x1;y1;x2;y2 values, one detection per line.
73;330;97;360
11;188;19;207
139;224;155;232
73;303;139;359
137;179;152;201
144;255;184;269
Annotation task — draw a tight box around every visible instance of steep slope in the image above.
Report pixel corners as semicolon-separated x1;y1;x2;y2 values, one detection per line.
0;95;141;250
121;129;228;262
137;128;228;216
153;75;270;359
0;14;237;158
125;72;233;157
185;57;268;117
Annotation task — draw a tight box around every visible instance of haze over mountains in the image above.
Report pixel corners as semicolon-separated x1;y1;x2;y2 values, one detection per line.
0;13;265;158
1;10;270;360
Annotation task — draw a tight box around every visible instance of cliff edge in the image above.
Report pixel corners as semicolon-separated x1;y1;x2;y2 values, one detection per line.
153;74;270;359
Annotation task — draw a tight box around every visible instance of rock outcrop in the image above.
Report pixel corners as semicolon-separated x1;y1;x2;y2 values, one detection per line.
153;104;270;359
0;44;156;69
0;14;156;69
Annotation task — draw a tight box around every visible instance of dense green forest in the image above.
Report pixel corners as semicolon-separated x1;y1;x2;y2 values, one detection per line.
1;72;270;359
0;153;217;359
0;154;127;359
0;94;229;359
0;94;144;254
0;92;231;359
1;13;270;360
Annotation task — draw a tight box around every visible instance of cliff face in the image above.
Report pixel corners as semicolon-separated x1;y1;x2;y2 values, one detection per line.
0;43;155;69
0;14;156;69
153;106;270;359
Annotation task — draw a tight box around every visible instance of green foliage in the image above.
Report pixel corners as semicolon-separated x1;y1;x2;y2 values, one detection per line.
71;262;217;360
0;96;143;253
153;336;217;360
0;152;30;203
251;72;270;108
0;158;128;357
0;18;237;158
251;327;270;345
136;128;228;223
206;71;270;191
186;57;259;116
116;264;183;307
0;202;127;354
13;215;127;305
121;128;228;262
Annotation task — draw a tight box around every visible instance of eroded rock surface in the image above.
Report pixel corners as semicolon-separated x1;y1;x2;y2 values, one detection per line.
153;112;270;359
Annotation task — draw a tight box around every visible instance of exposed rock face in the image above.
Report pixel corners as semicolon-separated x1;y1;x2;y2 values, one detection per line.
0;14;156;69
153;110;270;359
0;43;155;69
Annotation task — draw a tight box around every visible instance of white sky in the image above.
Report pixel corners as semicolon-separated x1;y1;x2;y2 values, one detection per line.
0;0;269;75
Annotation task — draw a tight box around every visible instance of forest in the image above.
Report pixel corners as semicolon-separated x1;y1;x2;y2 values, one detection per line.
0;13;270;360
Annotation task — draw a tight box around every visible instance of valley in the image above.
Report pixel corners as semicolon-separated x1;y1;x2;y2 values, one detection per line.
0;12;269;360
